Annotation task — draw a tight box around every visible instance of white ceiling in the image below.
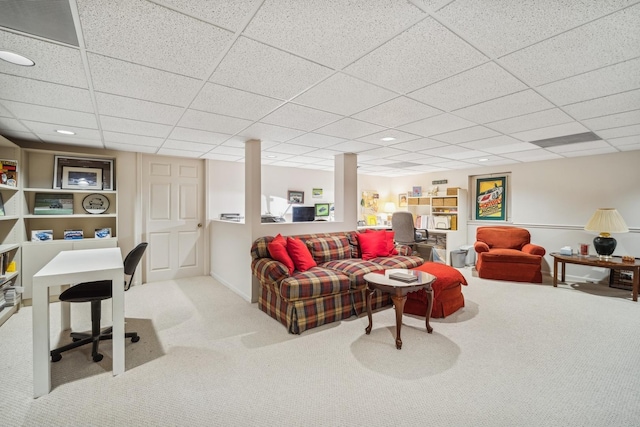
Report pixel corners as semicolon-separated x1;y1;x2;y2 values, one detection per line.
0;0;639;176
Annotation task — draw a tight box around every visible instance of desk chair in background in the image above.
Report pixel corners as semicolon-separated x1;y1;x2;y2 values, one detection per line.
391;211;428;252
51;242;148;363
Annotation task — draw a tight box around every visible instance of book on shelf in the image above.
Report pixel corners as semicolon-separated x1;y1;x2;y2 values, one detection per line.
389;272;418;283
0;159;18;187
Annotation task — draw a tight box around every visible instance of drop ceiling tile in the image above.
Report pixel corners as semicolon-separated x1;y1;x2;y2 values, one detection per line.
154;0;261;32
538;57;640;105
21;120;100;140
484;143;541;155
168;128;231;145
210;37;332;100
285;133;346;148
485;108;574;134
501;149;563;162
162;139;214;152
95;93;183;125
500;5;640;86
78;0;234;79
431;126;501;144
0;117;29;132
264;143;316;156
100;116;172;138
178;109;252;134
103;131;164;147
0;30;87;88
398;113;475;137
436;0;637;57
315;118;386;140
88;54;202;106
0;74;94;112
357;130;422;145
608;135;640;147
238;123;305;142
353;97;441;128
547;140;611;153
511;122;591;142
582;110;640;131
35;134;104;148
105;142;159;153
302;149;342;160
559;146;619;157
260;103;341;132
191;83;282;121
616;142;640;151
597;124;640;139
358;146;408;159
409;62;527;112
389;138;448;151
418;144;475;158
2;101;97;129
459;135;539;155
292;73;396;116
454;90;555;124
201;152;243;162
346;18;487;93
243;0;424;68
563;89;640;120
329;140;382;153
0;130;38;142
206;145;245;157
413;0;455;12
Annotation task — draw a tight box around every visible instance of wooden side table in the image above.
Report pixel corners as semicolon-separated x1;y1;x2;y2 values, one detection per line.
551;252;640;302
363;269;436;349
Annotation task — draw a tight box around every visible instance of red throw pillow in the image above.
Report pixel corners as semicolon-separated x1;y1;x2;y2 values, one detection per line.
385;230;398;256
357;231;387;260
286;237;317;272
268;235;294;275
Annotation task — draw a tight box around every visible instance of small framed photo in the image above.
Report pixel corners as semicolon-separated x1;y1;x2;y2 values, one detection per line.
288;190;304;204
31;230;53;242
315;203;330;217
64;229;84;240
398;193;408;207
412;186;422;197
95;228;112;239
62;166;102;190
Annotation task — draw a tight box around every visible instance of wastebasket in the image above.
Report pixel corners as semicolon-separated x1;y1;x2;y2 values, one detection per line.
451;249;467;268
460;245;475;266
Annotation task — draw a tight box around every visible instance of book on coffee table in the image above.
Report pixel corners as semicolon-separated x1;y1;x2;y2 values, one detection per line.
389;272;418;283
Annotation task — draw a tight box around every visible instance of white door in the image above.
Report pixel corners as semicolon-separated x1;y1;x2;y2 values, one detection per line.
142;155;205;282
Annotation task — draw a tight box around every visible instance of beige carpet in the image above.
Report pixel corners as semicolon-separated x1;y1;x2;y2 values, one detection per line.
1;270;639;426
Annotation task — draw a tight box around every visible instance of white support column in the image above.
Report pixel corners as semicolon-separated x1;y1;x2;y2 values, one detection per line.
245;140;262;230
334;153;358;227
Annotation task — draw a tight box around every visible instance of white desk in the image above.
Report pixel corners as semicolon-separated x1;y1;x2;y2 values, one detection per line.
32;247;124;398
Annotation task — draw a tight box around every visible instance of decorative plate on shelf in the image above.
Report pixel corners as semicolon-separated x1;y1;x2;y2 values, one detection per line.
82;193;109;214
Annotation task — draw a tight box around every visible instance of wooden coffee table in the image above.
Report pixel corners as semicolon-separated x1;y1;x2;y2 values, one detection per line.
363;269;436;349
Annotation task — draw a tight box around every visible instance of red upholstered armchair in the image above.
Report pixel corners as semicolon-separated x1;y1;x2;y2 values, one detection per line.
474;226;546;283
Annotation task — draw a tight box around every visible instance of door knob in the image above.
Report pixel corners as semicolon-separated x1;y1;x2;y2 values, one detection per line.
197;223;202;228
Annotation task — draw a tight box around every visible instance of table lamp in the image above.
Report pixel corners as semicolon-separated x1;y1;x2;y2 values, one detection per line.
584;208;628;260
384;202;396;226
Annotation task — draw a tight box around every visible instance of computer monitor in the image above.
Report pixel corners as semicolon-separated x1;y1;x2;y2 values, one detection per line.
292;206;315;222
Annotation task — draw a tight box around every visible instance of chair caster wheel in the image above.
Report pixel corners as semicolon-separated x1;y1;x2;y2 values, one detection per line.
51;353;62;362
131;335;140;343
93;353;103;362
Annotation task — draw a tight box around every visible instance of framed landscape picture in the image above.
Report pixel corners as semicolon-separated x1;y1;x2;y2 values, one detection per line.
54;156;114;190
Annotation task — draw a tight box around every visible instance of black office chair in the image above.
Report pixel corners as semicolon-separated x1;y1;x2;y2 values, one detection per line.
392;211;428;248
51;243;148;363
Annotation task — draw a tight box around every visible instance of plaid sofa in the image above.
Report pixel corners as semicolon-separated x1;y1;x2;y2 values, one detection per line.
250;231;424;334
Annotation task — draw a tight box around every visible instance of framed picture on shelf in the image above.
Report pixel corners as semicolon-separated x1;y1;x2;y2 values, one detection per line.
315;203;330;217
398;192;408;207
64;229;84;240
54;156;114;190
31;230;53;242
95;228;112;238
288;190;304;204
62;166;102;190
34;193;74;215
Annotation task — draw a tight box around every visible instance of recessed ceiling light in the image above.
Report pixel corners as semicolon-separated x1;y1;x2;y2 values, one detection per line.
479;158;489;162
0;50;35;66
266;155;277;158
381;137;396;142
56;129;75;135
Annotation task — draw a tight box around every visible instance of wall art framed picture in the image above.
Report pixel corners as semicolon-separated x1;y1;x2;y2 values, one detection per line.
62;166;102;190
34;193;74;215
476;176;506;220
288;190;304;204
398;192;408;207
54;156;114;190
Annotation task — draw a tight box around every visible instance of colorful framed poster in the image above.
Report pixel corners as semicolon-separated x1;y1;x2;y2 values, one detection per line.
476;177;506;220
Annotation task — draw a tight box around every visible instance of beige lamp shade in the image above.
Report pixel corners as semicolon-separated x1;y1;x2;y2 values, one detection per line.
384;202;396;213
584;208;629;235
